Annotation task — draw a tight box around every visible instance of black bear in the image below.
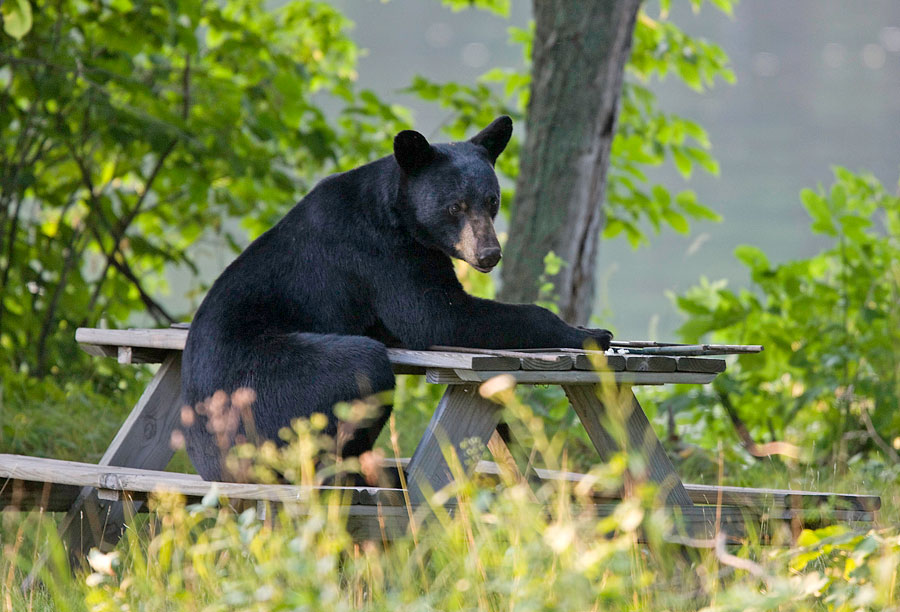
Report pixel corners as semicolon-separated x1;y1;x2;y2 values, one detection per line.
181;116;612;481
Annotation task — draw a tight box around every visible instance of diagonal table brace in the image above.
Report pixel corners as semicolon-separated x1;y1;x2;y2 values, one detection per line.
405;384;504;507
563;384;693;508
62;352;185;558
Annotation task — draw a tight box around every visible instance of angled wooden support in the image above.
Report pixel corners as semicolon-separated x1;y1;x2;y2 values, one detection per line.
61;352;184;558
563;384;693;508
405;385;504;507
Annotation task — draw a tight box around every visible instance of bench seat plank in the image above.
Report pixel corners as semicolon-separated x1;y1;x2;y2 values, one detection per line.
0;455;404;507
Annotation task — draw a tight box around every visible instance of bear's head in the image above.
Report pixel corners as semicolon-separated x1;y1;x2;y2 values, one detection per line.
393;116;513;273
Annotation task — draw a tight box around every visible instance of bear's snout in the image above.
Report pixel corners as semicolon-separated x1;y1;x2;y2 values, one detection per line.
476;246;501;270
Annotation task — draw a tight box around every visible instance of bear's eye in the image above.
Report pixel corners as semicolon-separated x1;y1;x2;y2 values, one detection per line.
448;202;464;216
486;195;499;213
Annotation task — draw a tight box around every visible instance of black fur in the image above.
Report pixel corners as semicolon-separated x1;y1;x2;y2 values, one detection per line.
181;116;612;481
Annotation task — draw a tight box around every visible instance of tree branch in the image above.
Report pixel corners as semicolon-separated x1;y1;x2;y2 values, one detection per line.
108;251;175;325
860;403;900;463
717;389;799;459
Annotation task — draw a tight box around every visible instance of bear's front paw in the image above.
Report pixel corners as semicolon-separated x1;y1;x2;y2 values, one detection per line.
580;328;613;351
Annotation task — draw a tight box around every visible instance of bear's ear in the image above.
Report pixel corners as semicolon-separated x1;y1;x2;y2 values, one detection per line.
394;130;435;173
469;115;513;164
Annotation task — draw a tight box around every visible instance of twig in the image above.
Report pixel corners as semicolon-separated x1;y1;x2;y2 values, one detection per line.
860;404;900;463
717;389;799;459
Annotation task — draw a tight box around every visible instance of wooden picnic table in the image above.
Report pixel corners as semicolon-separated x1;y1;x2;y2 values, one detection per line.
0;327;881;563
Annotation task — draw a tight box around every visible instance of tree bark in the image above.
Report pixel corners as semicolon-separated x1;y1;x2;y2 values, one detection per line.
499;0;641;325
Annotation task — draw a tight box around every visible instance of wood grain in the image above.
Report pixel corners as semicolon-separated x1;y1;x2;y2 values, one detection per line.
387;348;519;371
426;369;716;385
0;454;404;506
563;385;694;507
520;354;574;371
406;385;504;506
60;353;185;557
625;355;677;373
573;353;626;371
675;357;727;374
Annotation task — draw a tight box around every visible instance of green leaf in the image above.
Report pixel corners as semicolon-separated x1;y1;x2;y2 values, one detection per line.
676;191;721;221
662;209;689;233
671;147;693;178
2;0;32;40
542;251;564;276
734;245;770;272
801;188;837;236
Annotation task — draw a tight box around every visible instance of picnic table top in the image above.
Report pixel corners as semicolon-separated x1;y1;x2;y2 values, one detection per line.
75;327;729;386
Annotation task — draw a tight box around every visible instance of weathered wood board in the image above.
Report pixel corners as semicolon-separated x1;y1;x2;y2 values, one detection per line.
75;327;728;376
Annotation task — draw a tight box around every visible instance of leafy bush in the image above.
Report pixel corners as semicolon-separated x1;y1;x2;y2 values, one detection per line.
661;169;900;477
1;0;408;460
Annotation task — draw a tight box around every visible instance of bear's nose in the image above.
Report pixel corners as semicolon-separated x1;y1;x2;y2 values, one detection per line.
476;247;502;269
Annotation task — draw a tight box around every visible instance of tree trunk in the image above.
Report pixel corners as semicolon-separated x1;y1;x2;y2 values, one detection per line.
499;0;641;325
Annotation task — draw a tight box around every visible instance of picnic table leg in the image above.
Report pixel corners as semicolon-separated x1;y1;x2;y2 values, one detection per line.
61;351;184;559
406;384;504;506
563;384;694;508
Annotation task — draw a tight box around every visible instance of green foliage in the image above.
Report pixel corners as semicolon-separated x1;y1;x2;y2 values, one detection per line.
535;250;565;314
5;413;900;611
0;0;408;457
0;0;408;372
0;361;143;461
663;169;900;471
406;4;731;246
440;0;510;17
0;0;32;40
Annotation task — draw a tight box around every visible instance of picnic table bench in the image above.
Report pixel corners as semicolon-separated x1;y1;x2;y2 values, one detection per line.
0;327;881;562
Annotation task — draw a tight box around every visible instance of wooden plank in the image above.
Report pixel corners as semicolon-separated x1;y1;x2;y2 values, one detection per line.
406;385;504;506
386;348;519;371
78;328;526;371
563;385;694;507
684;483;880;512
573;353;626;371
625;355;677;373
431;347;573;370
0;455;404;507
431;345;560;362
426;369;716;385
60;353;186;557
520;354;574;371
460;460;880;513
76;327;187;351
675;357;726;374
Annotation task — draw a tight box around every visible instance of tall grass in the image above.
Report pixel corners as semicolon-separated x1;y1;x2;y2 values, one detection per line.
2;381;899;611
